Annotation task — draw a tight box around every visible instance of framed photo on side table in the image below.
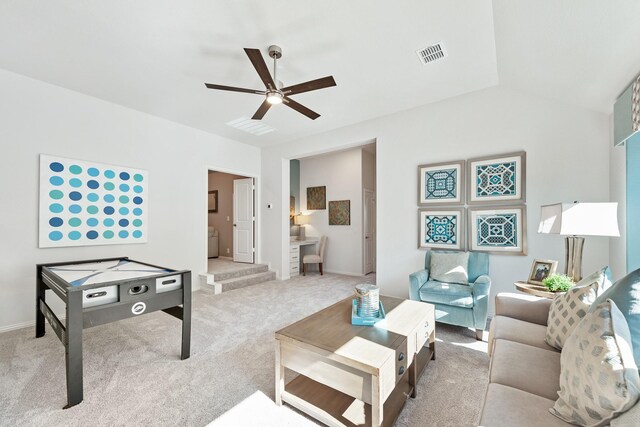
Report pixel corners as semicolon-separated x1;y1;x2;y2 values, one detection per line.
418;208;465;251
528;259;558;285
418;160;465;205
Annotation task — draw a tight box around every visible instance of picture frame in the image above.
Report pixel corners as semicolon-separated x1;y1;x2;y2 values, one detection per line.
328;200;350;225
468;206;527;256
528;259;558;285
208;190;218;213
467;151;526;205
418;160;465;205
418;208;465;251
307;186;326;210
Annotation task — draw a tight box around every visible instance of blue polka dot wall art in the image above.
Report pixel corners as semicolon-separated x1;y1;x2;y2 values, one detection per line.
39;155;148;248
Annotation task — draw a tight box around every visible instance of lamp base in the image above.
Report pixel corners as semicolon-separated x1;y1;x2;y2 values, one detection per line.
565;236;585;283
298;225;306;241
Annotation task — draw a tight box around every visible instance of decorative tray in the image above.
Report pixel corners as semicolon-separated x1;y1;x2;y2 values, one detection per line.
351;299;386;326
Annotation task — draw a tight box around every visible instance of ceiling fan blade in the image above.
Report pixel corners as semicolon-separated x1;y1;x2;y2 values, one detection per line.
282;76;336;95
251;99;272;120
244;48;276;90
204;83;264;95
283;98;320;120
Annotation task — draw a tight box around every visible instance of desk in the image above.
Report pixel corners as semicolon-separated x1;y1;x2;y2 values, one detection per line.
290;239;318;276
36;257;191;408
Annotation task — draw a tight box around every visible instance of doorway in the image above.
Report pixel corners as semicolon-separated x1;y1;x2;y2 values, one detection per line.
207;170;255;270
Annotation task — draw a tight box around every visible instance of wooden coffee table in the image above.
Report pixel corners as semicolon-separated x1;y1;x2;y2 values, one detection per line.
275;296;435;427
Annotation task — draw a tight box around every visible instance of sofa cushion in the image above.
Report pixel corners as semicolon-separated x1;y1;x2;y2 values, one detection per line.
550;300;640;427
490;339;561;400
545;266;612;350
480;384;570;427
591;267;640;367
419;280;473;308
489;315;558;356
429;251;469;285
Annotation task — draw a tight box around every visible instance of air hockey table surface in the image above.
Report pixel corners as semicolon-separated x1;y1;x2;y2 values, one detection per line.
36;257;191;408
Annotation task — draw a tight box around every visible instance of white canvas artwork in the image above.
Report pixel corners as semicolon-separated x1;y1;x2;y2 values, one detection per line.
39;154;148;248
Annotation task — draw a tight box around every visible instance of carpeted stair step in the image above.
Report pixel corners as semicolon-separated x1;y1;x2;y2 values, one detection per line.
212;264;269;282
219;270;276;292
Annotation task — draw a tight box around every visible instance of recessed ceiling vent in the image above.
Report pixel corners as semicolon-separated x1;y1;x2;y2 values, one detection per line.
226;117;276;136
416;43;446;65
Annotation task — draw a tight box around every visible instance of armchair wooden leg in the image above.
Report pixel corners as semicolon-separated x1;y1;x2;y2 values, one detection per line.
319;263;323;275
475;329;484;341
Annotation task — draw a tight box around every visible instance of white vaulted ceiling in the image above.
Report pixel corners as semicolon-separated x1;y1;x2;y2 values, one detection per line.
0;1;639;147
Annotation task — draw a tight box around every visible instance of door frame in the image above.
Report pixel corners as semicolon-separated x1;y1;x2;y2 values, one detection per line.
363;188;376;274
205;166;260;269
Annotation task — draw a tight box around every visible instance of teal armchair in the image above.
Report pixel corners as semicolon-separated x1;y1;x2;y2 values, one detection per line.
409;250;491;340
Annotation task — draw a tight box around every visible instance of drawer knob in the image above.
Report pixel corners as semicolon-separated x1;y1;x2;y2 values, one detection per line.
398;366;405;376
398;352;405;362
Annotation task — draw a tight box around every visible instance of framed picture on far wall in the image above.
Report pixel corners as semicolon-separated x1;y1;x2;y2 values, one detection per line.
208;190;218;213
418;160;465;206
468;151;526;205
307;186;326;210
468;206;527;256
528;259;558;285
418;208;465;251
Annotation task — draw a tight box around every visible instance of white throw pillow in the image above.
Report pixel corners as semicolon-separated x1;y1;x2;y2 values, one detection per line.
545;267;612;350
550;299;640;427
429;251;469;285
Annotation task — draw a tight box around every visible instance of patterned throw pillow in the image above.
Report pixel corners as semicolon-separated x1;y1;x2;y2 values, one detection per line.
550;299;640;427
429;251;469;285
545;267;612;350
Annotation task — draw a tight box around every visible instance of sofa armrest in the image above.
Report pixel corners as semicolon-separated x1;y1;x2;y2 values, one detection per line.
409;269;429;300
471;275;491;298
494;292;552;326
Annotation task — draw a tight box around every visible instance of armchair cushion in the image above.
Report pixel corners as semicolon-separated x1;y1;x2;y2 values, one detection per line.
419;281;473;308
429;251;469;285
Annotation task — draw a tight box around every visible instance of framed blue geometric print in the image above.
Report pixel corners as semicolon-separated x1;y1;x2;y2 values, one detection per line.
39;154;148;248
468;152;526;205
418;208;465;250
468;206;527;255
418;160;465;205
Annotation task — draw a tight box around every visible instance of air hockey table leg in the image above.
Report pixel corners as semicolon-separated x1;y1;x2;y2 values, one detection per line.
181;271;192;360
35;267;46;338
64;291;83;408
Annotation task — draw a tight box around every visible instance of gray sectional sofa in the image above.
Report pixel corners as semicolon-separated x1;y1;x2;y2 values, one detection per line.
480;292;639;426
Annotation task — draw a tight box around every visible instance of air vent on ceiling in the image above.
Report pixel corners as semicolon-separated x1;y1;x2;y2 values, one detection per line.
416;43;446;65
226;117;276;136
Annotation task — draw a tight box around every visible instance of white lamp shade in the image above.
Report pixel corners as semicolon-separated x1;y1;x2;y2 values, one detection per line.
538;202;620;237
294;214;310;225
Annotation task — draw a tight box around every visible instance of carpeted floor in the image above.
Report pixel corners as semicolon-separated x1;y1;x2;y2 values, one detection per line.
0;273;489;426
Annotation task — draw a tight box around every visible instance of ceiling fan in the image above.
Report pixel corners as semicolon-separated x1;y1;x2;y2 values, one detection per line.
205;45;336;120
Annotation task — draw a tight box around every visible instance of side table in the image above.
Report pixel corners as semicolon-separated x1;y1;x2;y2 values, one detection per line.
514;281;564;299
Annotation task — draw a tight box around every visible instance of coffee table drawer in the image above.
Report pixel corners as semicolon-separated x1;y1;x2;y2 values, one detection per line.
416;313;435;350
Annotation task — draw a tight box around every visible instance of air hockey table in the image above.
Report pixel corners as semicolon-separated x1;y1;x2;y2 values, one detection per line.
36;257;191;408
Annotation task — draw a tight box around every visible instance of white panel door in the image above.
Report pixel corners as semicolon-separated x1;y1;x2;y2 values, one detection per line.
233;178;254;263
364;189;376;274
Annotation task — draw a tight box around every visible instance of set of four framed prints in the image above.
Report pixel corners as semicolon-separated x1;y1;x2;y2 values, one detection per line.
418;151;527;255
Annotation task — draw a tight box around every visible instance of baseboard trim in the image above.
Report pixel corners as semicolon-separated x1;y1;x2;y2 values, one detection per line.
0;317;65;334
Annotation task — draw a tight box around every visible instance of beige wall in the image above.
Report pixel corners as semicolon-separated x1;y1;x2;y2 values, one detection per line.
208;171;247;257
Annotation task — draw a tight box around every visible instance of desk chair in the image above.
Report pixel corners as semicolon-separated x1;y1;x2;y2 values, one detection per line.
303;236;327;276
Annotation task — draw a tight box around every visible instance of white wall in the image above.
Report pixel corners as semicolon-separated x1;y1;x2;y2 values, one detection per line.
610;134;627;280
299;148;363;275
0;69;260;331
261;86;611;314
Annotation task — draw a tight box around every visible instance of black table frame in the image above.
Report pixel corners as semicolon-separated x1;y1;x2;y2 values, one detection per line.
36;256;191;409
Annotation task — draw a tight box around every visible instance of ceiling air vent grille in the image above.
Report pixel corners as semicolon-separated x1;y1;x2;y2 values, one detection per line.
416;43;446;65
226;117;276;136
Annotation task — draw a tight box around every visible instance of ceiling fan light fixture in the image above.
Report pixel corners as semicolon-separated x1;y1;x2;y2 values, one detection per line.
266;90;284;105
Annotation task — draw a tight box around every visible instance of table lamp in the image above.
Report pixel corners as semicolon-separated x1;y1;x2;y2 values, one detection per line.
538;202;619;282
294;213;310;241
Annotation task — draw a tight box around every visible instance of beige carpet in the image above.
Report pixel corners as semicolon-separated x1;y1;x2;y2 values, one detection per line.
0;273;489;426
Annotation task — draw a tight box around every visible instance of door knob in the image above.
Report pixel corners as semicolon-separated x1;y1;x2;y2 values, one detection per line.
233;224;237;227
